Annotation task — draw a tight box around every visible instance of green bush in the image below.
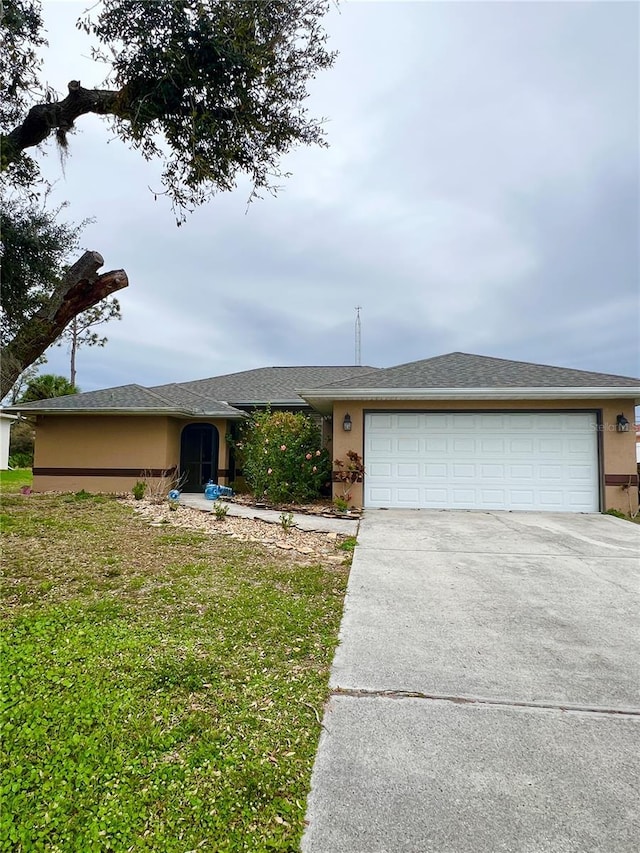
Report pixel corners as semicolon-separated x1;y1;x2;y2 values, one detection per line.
8;420;34;467
132;481;147;500
234;410;331;504
8;452;33;469
604;508;628;520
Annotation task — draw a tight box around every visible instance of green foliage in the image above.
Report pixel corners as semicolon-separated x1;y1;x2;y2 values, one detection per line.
604;508;628;520
19;373;79;401
333;450;365;501
332;496;349;513
3;1;335;217
1;490;348;850
56;298;122;385
8;451;33;469
236;410;331;504
0;467;33;492
132;481;147;500
8;418;35;467
80;0;335;215
337;536;357;552
0;0;45;185
279;511;294;533
213;500;228;520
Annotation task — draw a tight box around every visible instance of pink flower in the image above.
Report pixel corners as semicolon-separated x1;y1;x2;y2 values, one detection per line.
280;444;287;451
305;453;312;460
267;468;273;475
315;450;321;456
312;466;317;473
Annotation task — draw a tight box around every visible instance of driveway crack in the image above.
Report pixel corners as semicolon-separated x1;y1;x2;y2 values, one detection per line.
331;687;640;717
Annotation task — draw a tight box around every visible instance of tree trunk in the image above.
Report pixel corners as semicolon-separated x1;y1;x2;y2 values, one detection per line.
0;251;128;400
70;317;78;387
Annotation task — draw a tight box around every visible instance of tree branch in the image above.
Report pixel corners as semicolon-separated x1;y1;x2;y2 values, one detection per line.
1;81;127;169
1;250;129;399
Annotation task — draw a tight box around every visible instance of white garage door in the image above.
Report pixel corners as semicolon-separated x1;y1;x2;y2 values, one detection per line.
364;412;599;512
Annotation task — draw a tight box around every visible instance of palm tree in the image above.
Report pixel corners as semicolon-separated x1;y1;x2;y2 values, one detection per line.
20;374;79;402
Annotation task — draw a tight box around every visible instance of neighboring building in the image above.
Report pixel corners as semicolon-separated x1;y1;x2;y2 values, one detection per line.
0;413;18;470
4;353;639;514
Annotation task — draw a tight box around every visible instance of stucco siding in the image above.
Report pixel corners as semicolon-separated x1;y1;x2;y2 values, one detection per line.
332;398;638;514
33;415;174;493
32;415;234;493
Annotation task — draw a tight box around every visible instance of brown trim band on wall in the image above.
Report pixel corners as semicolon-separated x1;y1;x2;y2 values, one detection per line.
33;467;178;478
605;474;639;486
218;469;230;477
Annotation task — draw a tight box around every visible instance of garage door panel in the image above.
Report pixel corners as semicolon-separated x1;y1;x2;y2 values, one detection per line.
538;465;562;480
567;465;593;480
397;488;420;503
368;462;392;477
453;463;475;478
397;438;420;453
509;438;535;453
368;414;393;429
481;464;505;478
364;412;599;512
369;437;393;452
509;464;534;478
425;463;447;478
480;489;507;504
424;414;448;430
397;414;420;429
479;438;505;453
397;463;420;477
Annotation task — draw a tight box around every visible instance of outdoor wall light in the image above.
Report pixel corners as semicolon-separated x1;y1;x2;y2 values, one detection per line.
616;413;630;432
343;413;352;432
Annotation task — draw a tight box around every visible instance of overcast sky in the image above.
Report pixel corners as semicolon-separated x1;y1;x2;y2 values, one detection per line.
33;0;640;391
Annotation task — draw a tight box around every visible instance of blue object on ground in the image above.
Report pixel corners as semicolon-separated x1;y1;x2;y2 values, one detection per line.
204;481;234;500
168;489;180;501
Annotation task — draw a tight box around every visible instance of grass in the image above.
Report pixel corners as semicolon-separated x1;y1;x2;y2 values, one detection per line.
0;468;33;493
1;491;349;852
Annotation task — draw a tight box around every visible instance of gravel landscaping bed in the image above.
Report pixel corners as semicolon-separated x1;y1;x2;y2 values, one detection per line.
121;497;351;565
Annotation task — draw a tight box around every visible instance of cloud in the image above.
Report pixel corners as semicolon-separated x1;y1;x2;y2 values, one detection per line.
29;0;639;390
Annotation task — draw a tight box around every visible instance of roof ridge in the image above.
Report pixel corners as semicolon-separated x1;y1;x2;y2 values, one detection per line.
134;385;177;405
308;365;389;390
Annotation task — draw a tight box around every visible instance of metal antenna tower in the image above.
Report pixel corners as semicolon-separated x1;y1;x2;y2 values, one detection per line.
355;306;362;365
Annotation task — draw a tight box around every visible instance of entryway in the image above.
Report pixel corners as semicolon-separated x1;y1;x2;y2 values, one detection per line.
180;423;219;492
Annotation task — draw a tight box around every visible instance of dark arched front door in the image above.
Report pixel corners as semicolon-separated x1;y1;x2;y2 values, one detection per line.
180;424;219;492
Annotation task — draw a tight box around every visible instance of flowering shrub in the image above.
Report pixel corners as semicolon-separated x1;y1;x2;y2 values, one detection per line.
333;450;365;502
233;410;331;503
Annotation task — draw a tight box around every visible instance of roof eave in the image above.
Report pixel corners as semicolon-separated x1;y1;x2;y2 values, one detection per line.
3;406;247;418
300;386;640;410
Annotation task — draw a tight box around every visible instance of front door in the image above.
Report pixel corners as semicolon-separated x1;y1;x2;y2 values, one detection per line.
180;424;219;492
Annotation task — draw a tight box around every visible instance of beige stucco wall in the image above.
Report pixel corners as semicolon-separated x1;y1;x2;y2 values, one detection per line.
331;398;639;514
33;415;232;494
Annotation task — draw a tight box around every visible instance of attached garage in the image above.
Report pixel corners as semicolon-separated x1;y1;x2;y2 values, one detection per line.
364;411;600;512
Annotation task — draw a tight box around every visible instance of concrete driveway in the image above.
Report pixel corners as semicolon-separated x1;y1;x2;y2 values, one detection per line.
302;511;640;853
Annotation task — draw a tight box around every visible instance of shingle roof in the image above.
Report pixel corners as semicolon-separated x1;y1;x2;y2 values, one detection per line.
8;384;170;412
5;383;245;417
173;366;380;406
6;355;637;416
4;366;378;415
313;353;640;389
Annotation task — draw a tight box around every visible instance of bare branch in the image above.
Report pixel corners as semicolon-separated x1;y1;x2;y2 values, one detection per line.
0;251;128;398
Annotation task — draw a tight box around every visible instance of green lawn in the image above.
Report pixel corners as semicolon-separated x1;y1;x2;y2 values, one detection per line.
0;468;33;493
1;492;349;852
